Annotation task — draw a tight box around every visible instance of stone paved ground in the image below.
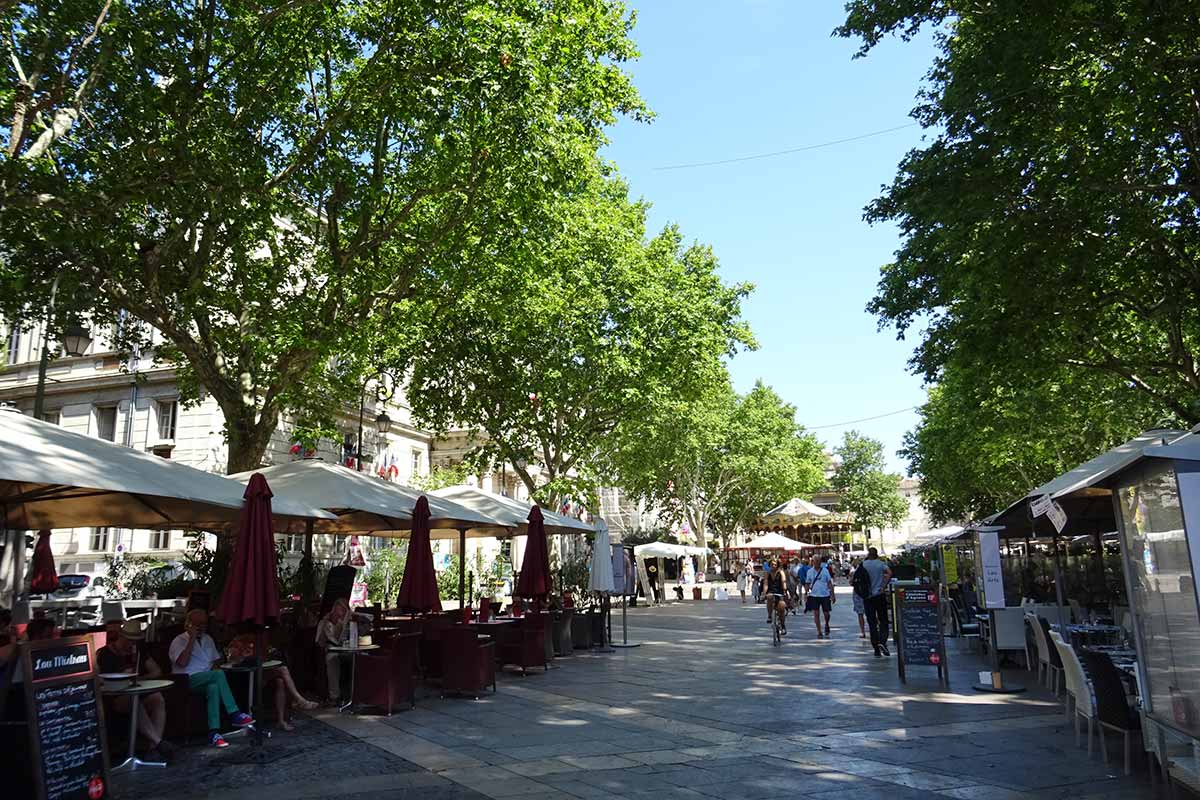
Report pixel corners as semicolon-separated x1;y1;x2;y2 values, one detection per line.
113;587;1165;800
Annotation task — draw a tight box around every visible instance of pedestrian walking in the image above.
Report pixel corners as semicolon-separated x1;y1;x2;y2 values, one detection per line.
861;547;893;657
736;562;749;604
850;558;868;639
805;555;835;638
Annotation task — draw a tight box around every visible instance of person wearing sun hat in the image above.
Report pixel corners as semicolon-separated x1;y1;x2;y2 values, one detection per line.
98;616;172;761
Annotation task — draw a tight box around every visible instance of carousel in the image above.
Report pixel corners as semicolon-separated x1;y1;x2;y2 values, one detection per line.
751;498;857;548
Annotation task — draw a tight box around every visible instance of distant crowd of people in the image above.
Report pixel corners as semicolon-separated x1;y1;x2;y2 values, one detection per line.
733;547;894;656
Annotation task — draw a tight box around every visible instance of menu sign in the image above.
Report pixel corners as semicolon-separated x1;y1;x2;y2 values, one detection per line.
978;529;1006;609
23;636;110;800
896;586;948;685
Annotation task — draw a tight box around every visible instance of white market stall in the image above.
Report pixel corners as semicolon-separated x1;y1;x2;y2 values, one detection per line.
632;542;710;604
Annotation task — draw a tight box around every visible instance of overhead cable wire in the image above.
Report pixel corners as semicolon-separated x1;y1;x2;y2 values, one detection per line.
653;122;919;171
805;405;919;430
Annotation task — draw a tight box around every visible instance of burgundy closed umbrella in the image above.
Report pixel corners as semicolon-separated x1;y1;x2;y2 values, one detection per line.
217;473;279;752
30;529;59;595
396;496;442;613
515;506;551;605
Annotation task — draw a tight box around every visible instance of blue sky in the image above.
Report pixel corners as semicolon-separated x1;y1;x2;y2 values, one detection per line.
603;2;939;471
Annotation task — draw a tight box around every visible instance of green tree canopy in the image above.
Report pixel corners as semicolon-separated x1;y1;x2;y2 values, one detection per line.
830;430;907;544
837;2;1200;426
403;171;753;506
612;379;827;548
902;363;1175;524
1;0;645;471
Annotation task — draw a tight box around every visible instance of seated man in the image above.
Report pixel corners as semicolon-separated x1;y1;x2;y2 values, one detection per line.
98;618;172;761
168;609;253;748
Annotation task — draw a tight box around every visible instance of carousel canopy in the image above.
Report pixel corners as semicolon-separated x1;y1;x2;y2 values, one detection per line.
764;498;830;517
755;497;854;529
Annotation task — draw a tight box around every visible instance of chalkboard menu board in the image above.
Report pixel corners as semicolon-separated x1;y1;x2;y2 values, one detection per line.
23;636;110;800
896;586;947;685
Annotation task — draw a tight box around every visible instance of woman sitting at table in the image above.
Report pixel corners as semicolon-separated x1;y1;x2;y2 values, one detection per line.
315;599;369;704
227;634;317;731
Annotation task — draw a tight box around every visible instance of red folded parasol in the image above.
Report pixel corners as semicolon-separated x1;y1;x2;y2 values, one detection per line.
30;528;59;594
515;506;551;600
218;473;280;626
396;495;442;613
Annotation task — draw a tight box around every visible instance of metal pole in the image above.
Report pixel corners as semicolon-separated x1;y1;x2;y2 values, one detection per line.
356;387;365;471
1052;534;1069;632
458;529;466;610
32;274;62;420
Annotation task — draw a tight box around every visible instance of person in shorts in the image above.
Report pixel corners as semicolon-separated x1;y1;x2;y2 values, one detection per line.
805;555;835;638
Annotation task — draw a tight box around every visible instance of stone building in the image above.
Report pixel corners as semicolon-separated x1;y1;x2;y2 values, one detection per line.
1;318;431;578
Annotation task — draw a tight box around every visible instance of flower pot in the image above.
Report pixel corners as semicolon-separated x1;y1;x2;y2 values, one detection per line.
552;609;574;657
570;610;594;649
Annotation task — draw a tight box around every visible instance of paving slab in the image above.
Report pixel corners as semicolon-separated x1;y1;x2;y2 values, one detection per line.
110;589;1166;800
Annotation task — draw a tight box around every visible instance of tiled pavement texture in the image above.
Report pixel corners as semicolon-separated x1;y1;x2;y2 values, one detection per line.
113;588;1166;800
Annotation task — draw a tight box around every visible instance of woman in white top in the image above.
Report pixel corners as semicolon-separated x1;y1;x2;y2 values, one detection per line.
735;563;749;604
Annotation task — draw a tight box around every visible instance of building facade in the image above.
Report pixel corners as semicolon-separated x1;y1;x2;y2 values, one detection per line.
1;318;432;578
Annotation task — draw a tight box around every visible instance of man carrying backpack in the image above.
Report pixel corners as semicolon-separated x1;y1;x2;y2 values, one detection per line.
850;558;868;639
860;547;892;657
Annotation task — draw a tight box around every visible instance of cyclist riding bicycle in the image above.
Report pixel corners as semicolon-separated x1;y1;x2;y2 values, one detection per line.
765;560;788;635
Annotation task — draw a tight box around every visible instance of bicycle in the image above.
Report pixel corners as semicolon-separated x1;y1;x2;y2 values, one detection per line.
765;593;786;646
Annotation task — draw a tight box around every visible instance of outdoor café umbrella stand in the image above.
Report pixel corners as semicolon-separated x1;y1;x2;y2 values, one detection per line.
610;544;640;648
610;594;640;648
221;474;292;765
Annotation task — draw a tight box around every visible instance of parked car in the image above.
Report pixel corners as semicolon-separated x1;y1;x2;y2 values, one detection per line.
51;574;109;599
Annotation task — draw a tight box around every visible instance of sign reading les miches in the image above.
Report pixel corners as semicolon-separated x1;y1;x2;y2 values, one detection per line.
23;636;110;800
31;642;92;683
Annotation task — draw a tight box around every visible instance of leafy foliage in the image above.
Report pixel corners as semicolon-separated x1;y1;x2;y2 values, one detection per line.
413;464;470;493
831;431;907;541
903;363;1175;523
404;171;752;505
364;543;407;606
837;2;1200;429
1;0;647;472
436;553;462;602
611;380;826;547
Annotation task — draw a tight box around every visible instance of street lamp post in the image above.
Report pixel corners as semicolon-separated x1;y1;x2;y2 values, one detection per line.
354;384;392;471
33;317;92;420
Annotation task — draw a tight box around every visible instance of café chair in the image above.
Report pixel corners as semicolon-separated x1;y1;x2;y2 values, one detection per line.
1027;613;1063;694
1050;631;1097;756
498;613;548;675
353;632;419;715
1080;650;1142;775
440;627;496;699
949;597;980;650
419;614;456;680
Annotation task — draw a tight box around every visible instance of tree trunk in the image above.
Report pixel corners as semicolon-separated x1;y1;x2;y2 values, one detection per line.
221;402;280;474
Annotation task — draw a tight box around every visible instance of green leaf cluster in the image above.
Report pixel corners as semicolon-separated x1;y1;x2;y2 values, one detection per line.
401;168;754;506
830;431;907;537
2;0;646;471
838;2;1200;520
612;379;827;548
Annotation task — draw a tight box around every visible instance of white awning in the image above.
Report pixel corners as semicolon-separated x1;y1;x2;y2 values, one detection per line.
230;459;497;535
431;485;593;537
633;542;709;559
0;410;334;532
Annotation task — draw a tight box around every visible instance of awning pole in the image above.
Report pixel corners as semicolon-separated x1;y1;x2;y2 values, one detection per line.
1052;533;1069;632
458;529;466;610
